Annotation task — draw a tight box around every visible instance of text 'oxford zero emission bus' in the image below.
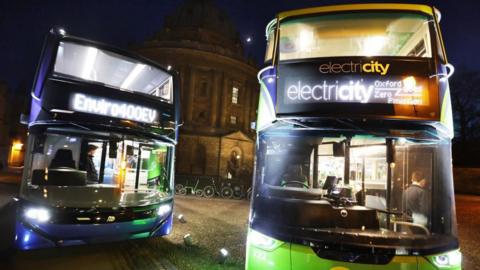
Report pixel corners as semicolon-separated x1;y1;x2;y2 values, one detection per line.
0;28;179;251
247;4;461;270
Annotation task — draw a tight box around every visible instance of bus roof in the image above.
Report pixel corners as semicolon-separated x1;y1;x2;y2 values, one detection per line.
277;3;436;21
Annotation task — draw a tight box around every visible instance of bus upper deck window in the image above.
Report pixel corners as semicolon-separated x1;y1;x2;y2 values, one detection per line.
279;12;432;61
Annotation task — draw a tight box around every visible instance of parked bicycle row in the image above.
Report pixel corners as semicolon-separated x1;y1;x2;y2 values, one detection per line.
174;175;251;200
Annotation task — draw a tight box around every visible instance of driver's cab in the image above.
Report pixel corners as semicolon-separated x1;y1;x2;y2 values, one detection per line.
27;128;170;189
259;130;437;234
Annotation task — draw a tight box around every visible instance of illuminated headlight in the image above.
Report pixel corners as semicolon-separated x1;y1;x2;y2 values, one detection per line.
24;208;51;223
157;204;171;216
248;230;283;251
432;250;462;268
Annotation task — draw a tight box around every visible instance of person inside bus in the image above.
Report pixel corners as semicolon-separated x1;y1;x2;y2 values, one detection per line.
403;170;430;225
281;165;308;188
85;144;99;182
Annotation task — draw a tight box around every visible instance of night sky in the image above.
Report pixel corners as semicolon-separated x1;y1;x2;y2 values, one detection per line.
1;0;479;92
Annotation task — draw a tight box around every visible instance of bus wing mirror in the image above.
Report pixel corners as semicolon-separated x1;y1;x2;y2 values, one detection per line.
109;141;118;158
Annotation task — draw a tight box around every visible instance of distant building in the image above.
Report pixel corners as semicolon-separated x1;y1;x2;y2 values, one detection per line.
0;82;8;169
136;0;258;181
0;82;28;169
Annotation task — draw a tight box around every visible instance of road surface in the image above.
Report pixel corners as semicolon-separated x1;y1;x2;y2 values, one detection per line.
0;181;479;270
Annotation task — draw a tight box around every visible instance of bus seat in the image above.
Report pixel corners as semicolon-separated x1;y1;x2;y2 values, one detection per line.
49;149;76;169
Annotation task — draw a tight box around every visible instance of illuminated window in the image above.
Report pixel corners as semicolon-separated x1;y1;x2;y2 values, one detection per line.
232;87;239;104
279;12;432;60
230;116;237;124
54;41;173;103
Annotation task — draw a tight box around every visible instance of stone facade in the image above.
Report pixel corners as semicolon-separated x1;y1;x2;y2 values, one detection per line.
0;82;29;169
0;82;8;169
136;0;258;180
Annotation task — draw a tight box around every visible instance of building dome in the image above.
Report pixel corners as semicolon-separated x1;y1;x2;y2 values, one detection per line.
146;0;246;61
136;0;257;180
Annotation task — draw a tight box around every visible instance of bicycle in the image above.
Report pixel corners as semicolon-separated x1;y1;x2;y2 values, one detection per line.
175;177;204;197
203;178;234;199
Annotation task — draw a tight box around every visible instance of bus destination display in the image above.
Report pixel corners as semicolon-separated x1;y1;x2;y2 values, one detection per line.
279;59;431;107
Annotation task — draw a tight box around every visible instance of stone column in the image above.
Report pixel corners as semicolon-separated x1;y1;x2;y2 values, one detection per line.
210;70;221;127
243;80;251;132
220;75;230;128
186;67;196;124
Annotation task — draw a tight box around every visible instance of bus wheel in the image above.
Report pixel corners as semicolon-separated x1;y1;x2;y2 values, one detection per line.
221;187;233;199
195;189;204;197
203;186;215;198
179;188;187;195
233;185;244;199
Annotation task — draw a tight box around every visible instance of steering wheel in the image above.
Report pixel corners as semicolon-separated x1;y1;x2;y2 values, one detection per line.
281;180;309;189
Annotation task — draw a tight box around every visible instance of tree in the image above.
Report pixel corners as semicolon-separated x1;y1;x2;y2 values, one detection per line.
450;69;480;144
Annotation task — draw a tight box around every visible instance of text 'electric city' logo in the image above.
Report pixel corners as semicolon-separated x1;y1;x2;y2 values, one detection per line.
285;76;425;105
319;61;390;76
70;93;158;124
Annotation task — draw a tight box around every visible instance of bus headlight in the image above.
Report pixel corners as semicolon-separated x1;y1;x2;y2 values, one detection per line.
24;208;51;223
157;204;171;217
248;230;283;251
432;250;462;268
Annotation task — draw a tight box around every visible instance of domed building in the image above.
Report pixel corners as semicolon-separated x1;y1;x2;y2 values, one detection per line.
136;0;258;182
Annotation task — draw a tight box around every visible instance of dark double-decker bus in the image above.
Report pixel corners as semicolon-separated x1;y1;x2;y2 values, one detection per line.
0;28;179;251
247;4;461;270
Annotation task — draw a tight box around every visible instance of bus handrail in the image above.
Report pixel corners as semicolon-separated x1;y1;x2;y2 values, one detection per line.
393;221;430;235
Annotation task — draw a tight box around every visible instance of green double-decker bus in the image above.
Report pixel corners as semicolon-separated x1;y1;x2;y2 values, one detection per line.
247;4;461;270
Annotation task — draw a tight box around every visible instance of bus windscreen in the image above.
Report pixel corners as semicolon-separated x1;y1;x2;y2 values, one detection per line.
278;12;431;61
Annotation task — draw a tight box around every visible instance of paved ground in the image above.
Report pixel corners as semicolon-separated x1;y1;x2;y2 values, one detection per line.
456;194;480;270
0;184;248;270
0;170;21;185
0;177;479;269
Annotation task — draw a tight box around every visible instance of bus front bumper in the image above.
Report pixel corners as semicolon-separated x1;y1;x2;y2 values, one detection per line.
14;213;172;250
246;230;462;270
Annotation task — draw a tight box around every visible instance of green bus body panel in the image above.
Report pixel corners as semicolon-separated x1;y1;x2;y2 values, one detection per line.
246;242;462;269
291;244;418;270
246;242;291;270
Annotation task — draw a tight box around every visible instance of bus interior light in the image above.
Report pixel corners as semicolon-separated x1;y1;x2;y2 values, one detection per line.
363;36;387;56
121;64;146;89
81;47;99;79
298;29;314;52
